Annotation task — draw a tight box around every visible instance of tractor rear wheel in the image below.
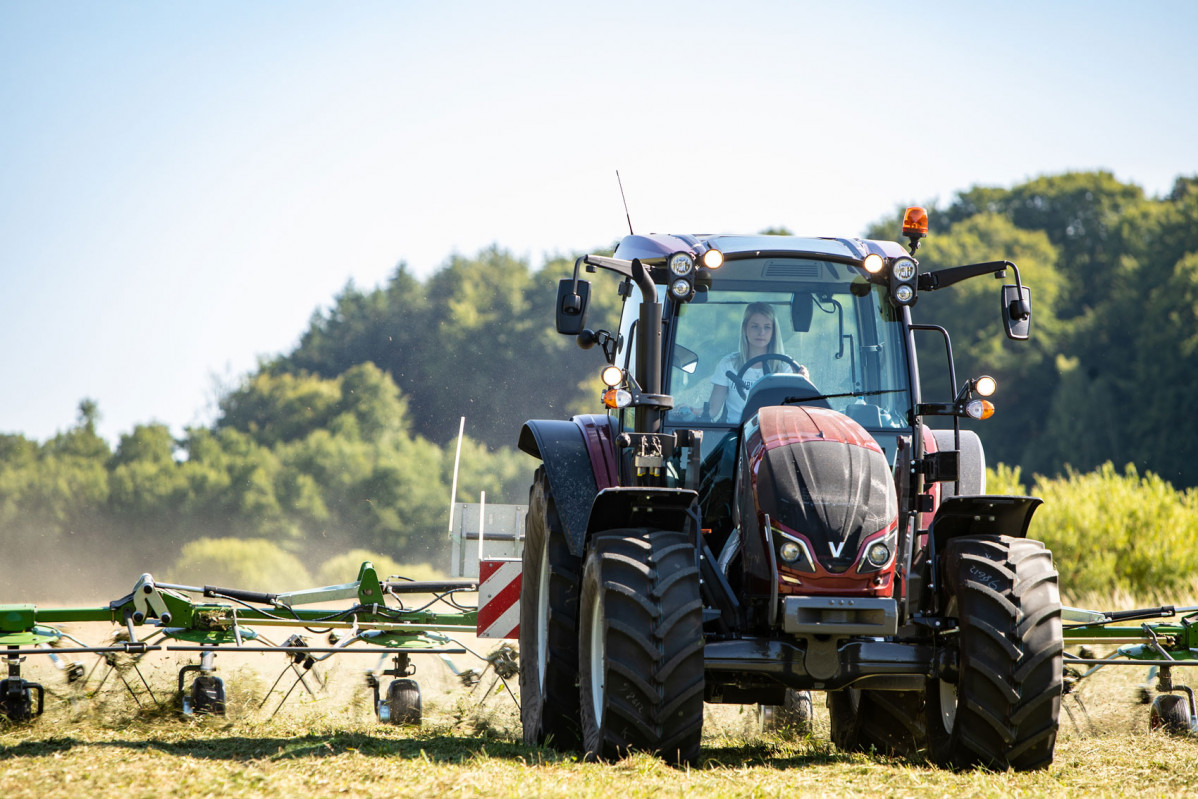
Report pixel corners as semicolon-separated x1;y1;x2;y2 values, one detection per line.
519;469;583;750
925;536;1062;770
579;529;705;765
828;688;926;756
759;689;814;736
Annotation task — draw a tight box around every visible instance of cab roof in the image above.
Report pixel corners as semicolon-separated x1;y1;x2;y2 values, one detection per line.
613;233;909;263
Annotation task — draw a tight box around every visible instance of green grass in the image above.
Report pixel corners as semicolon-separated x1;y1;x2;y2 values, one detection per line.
2;647;1196;798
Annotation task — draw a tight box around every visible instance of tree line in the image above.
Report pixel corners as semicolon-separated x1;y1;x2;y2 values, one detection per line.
1;170;1195;600
875;171;1198;487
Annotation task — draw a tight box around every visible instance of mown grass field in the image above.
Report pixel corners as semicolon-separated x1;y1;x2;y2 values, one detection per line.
2;631;1196;799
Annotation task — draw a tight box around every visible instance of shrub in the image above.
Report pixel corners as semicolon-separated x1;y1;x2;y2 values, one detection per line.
315;549;445;586
167;537;312;591
987;462;1198;600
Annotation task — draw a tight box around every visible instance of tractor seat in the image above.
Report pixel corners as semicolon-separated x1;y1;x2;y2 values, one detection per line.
741;374;830;422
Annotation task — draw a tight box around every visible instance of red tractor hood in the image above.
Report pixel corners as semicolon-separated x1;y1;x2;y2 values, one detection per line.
746;405;898;585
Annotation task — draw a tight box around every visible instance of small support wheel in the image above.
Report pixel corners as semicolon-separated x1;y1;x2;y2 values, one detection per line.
380;678;421;726
189;675;226;716
1;678;44;723
1149;694;1194;735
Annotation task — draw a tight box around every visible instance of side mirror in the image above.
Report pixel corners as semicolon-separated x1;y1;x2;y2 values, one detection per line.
556;279;590;335
1002;284;1032;340
673;345;699;374
790;293;814;332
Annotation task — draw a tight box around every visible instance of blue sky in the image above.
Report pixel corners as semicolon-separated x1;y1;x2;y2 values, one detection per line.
1;1;1195;445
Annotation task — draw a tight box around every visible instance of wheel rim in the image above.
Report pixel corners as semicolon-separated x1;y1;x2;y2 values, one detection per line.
536;542;550;689
589;590;605;723
939;597;960;733
939;680;959;732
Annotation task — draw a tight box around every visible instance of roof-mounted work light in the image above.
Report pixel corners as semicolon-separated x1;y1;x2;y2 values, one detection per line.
702;248;724;269
667;252;697;302
889;255;919;307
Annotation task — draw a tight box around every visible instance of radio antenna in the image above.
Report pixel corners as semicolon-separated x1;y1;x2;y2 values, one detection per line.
616;170;634;235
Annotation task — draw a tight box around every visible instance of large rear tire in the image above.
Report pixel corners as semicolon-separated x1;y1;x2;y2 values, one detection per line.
828;688;926;757
759;689;814;736
925;536;1062;770
579;529;705;765
519;468;583;750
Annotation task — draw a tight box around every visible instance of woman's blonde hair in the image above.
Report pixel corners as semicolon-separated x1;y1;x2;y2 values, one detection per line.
738;302;786;370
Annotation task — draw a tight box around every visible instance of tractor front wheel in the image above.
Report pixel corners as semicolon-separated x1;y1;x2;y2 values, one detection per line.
925;536;1063;770
579;529;705;765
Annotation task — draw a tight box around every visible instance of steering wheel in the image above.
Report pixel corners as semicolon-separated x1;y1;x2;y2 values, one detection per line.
731;353;805;398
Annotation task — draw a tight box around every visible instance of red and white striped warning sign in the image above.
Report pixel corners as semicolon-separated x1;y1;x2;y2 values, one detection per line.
476;558;522;639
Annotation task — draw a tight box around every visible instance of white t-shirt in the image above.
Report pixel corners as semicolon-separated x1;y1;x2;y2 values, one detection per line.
711;353;793;422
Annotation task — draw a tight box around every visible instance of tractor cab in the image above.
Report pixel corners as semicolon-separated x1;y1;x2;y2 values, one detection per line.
603;238;916;489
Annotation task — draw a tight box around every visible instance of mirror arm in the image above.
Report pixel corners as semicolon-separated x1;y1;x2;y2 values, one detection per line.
584;254;636;282
918;260;1018;292
582;253;656;307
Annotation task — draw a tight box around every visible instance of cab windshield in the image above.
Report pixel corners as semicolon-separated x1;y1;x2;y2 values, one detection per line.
665;258;911;433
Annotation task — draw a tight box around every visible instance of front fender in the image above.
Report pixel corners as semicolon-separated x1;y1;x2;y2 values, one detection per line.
586;487;700;544
927;495;1044;555
519;415;617;557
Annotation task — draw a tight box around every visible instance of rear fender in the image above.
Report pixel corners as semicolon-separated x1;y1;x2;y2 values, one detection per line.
929;429;987;498
519;415;617;558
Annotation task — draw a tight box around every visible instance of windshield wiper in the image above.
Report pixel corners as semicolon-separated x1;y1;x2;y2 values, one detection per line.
782;388;905;405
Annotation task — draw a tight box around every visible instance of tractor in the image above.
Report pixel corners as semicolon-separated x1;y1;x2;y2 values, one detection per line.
517;209;1063;769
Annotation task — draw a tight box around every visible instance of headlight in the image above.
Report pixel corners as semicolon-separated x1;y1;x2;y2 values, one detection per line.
670;278;692;299
889;255;919;307
668;252;695;277
865;541;891;567
863;253;884;274
891;257;917;281
772;528;816;573
702;249;724;269
857;530;898;574
600;365;623;387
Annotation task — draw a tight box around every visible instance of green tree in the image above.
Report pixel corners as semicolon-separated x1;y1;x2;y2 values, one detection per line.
907;213;1065;470
276;247;621;451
